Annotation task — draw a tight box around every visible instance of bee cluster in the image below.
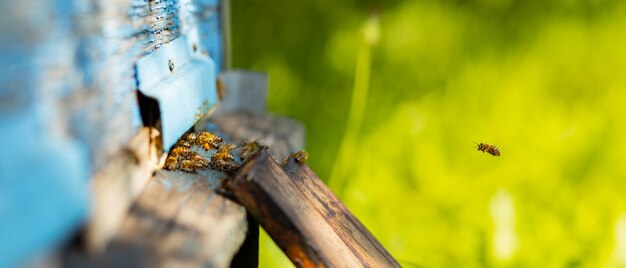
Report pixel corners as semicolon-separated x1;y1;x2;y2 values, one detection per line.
211;141;268;173
164;131;267;174
164;131;226;173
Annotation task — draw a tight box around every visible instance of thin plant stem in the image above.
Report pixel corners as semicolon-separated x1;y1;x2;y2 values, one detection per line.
328;14;379;194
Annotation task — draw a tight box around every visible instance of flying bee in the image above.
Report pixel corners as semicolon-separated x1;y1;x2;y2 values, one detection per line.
189;152;209;168
212;143;236;162
179;159;196;173
164;155;178;170
197;131;223;151
170;146;191;157
239;141;265;161
475;142;501;157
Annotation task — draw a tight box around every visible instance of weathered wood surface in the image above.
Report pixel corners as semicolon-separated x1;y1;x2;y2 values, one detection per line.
229;212;259;268
68;111;305;267
87;127;162;253
230;149;400;268
113;170;247;267
68;169;248;268
209;111;305;160
70;131;248;268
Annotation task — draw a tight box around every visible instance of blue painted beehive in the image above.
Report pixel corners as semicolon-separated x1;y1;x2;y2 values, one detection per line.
0;0;225;265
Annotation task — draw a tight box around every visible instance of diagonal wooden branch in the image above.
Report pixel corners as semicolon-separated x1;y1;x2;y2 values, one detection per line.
229;149;400;268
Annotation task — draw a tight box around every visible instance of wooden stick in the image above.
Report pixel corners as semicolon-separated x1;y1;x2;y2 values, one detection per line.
230;149;400;268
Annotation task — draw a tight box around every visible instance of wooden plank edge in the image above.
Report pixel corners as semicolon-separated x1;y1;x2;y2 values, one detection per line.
86;127;164;254
229;149;400;267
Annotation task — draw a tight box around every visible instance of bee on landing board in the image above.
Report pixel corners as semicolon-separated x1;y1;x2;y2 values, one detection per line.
211;143;238;173
293;150;309;164
475;142;501;157
180;159;196;173
197;131;223;151
184;132;198;143
176;140;192;148
212;144;236;162
239;141;266;161
189;152;209;168
164;155;178;170
210;159;239;174
170;146;190;157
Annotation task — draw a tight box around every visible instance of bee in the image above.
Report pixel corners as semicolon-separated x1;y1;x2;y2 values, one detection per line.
210;159;240;174
212;143;236;162
176;140;192;148
239;141;265;161
164;155;178;170
281;150;309;166
475;142;501;157
197;131;223;151
170;146;190;157
216;78;226;101
210;143;238;173
293;150;309;164
189;152;209;168
184;132;198;143
180;159;196;173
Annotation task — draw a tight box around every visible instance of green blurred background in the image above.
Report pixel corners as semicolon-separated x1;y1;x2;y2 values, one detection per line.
231;0;626;267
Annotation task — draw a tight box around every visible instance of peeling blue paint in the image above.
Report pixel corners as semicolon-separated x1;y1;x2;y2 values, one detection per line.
181;0;223;74
0;1;91;265
136;36;218;150
0;0;223;265
0;109;90;268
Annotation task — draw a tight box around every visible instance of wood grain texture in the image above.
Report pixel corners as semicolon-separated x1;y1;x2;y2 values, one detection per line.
230;149;400;268
112;170;247;267
69;111;305;267
87;127;162;253
69;169;248;268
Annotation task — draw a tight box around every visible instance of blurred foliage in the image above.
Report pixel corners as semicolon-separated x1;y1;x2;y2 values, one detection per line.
232;0;626;267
